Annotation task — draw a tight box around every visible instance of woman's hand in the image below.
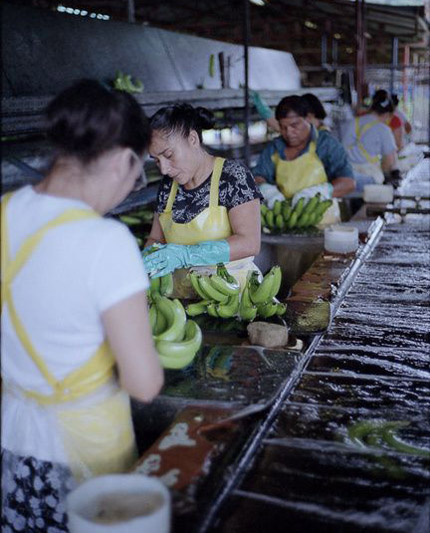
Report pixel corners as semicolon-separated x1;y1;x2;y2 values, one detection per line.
102;291;164;403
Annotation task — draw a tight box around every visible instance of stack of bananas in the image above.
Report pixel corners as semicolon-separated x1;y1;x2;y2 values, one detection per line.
149;295;202;370
261;195;332;233
185;264;286;322
149;273;174;300
113;71;144;93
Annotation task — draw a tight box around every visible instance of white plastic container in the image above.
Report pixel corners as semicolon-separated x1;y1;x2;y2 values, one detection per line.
363;184;394;203
66;474;170;533
324;225;359;254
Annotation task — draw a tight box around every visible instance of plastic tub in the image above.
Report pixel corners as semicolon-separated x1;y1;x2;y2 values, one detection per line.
66;474;170;533
363;184;394;203
324;225;359;254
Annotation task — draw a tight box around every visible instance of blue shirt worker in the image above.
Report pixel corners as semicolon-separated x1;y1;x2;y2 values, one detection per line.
253;95;355;224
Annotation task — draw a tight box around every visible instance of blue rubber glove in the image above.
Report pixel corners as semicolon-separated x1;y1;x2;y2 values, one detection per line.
292;183;333;207
259;183;285;209
143;240;230;278
251;90;274;120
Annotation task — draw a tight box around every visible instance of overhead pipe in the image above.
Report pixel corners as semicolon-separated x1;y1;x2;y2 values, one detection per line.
243;0;251;167
390;36;399;95
355;0;367;108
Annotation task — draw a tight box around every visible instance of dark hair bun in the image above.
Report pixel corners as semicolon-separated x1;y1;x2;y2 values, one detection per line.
46;79;150;162
195;107;216;130
371;90;394;114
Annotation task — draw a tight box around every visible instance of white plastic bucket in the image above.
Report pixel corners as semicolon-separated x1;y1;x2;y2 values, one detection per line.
324;225;359;254
66;474;170;533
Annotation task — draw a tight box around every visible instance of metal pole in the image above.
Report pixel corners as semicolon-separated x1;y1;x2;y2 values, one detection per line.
390;36;399;95
355;0;365;107
243;0;250;167
127;0;135;23
332;38;338;67
321;33;328;65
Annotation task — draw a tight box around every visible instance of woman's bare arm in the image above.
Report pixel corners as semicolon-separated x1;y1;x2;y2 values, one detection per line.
144;213;166;248
226;199;261;260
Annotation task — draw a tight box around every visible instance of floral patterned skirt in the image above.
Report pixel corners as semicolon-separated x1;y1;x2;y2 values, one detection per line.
1;448;76;533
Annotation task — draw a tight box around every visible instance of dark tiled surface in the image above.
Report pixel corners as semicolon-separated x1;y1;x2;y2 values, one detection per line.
217;217;430;533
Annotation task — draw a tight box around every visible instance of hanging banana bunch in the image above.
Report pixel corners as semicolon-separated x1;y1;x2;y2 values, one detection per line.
185;264;286;322
149;294;202;369
113;71;144;93
261;195;332;233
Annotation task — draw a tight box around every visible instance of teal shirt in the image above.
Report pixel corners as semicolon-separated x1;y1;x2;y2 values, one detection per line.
252;126;353;184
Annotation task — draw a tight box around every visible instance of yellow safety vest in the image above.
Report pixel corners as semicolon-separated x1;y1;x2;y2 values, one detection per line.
353;117;380;165
1;192;137;481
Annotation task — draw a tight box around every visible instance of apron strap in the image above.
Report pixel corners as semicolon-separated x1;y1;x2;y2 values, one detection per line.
209;157;225;208
2;193;115;402
353;117;380;165
164;181;178;213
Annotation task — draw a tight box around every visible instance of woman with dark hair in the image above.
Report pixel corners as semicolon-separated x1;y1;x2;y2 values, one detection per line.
1;79;163;532
142;103;262;296
301;93;328;130
342;89;400;187
253;95;355;224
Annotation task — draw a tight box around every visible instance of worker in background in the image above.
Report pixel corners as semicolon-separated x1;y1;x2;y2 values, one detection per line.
143;103;262;297
251;91;330;132
390;93;412;149
1;80;163;532
253;95;355;224
301;92;330;131
342;90;401;189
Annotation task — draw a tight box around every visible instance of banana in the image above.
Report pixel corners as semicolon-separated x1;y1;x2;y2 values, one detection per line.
293;197;306;218
239;283;258;321
265;210;275;229
275;213;284;231
153;296;187;342
260;212;266;227
185;300;210;317
216;293;240;318
260;204;268;216
209;274;240;296
207;302;220;318
249;270;275;304
153;306;167;335
156;320;202;369
159;273;173;297
189;272;211;300
269;265;282;297
302;195;320;217
256;300;278;318
273;200;282;216
119;215;142;226
149;305;157;332
198;275;229;303
296;212;310;228
316;199;333;216
287;211;298;229
281;203;292;221
276;302;287;316
150;276;161;294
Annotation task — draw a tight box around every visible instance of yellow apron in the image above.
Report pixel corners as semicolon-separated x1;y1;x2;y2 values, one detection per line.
271;133;340;225
158;157;259;298
1;193;137;482
349;118;385;185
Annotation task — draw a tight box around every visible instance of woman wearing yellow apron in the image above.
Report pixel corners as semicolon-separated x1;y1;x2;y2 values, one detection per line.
143;104;262;297
253;95;355;225
342;90;400;190
1;80;163;532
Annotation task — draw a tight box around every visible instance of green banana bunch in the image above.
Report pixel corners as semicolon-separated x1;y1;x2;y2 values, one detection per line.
113;71;144;93
185;300;210;317
156;320;202;370
216;293;240;318
261;195;333;233
249;266;282;304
